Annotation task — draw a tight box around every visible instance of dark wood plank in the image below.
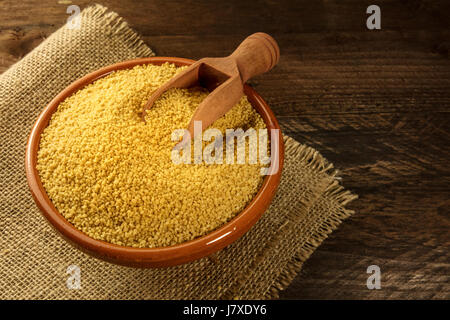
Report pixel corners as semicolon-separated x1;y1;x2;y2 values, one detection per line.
0;0;449;299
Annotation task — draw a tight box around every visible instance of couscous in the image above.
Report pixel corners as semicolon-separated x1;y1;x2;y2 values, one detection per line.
37;63;267;248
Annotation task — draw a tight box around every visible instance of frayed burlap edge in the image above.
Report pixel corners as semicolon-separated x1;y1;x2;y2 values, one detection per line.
84;4;154;58
220;136;358;299
264;136;358;299
1;4;154;76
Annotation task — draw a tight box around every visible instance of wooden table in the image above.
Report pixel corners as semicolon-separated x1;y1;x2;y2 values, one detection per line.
1;0;448;299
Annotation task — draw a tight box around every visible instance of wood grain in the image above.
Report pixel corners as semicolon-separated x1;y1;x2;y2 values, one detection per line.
1;0;448;299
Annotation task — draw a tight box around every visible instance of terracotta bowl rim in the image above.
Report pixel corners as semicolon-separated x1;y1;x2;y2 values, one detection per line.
25;57;284;267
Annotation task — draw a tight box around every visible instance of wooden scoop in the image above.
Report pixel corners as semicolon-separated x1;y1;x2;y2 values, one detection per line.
141;32;280;138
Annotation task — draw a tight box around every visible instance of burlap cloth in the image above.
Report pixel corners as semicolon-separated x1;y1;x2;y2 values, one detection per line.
0;5;357;299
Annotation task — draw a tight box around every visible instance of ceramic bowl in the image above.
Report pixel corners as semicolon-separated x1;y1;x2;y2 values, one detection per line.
25;57;284;267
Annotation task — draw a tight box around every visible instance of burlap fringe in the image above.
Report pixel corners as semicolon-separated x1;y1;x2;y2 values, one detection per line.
221;136;357;299
85;4;154;58
264;136;358;299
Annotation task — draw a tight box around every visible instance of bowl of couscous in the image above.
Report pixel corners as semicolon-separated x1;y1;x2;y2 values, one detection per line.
25;57;284;267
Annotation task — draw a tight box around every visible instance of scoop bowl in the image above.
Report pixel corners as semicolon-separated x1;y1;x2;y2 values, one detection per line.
25;57;284;267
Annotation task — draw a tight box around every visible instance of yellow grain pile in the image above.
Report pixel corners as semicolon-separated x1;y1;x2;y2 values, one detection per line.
37;63;267;248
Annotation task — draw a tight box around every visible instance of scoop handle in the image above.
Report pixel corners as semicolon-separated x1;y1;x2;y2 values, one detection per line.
229;32;280;83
